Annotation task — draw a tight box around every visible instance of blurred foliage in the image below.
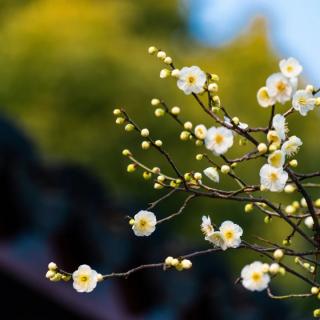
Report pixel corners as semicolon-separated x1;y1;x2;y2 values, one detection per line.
0;0;318;314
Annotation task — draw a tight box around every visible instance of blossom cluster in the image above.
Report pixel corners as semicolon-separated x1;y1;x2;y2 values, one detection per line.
46;46;320;318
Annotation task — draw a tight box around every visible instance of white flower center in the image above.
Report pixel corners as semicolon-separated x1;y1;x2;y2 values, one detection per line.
251;272;262;283
269;172;279;182
214;134;224;145
298;97;307;105
187;75;196;85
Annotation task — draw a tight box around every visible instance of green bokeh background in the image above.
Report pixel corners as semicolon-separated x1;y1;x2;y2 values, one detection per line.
0;0;318;314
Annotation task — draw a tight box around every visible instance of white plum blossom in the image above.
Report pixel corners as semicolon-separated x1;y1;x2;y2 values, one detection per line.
219;221;243;249
132;210;157;236
241;261;270;292
279;57;303;78
292;89;316;116
204;220;243;251
194;124;207;140
268;150;285;168
205;126;234;155
177;66;206;95
206;231;228;251
272;114;287;141
257;86;275;108
72;265;98;293
281;136;302;157
203;167;219;183
260;164;288;192
201;215;214;238
266;73;293;104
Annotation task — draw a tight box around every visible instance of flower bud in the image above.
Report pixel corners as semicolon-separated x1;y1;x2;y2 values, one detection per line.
316;97;320;106
314;309;320;317
315;199;320;208
257;143;268;154
154;182;163;190
284;184;295;193
157;51;166;60
165;256;174;265
157;175;165;182
232;117;239;125
311;287;319;295
97;274;103;282
160;68;170;79
115;117;125;125
154;108;165;117
269;263;280;274
152;167;161;174
208;83;218;92
279;267;286;276
143;171;152;180
125;124;135;131
48;262;57;271
155;140;163;147
141;128;150;137
221;165;230;174
181;259;192;269
171;106;180;115
127;164;136;173
194;172;202;180
141;141;150;150
306;84;314;93
196;154;203;161
164;56;172;64
289;159;298;167
285;205;296;214
184;121;193;130
46;270;56;279
122;149;131;156
269;144;278;152
304;216;314;229
148;46;158;55
195;139;203;146
113;108;121;115
210;74;220;81
282;239;291;246
301;198;307;208
151;98;160;106
171;69;180;78
194;124;207;140
273;249;284;260
180;131;190;141
292;201;300;209
171;258;179;267
244;203;253;213
129;219;135;225
262;263;269;273
264;216;272;224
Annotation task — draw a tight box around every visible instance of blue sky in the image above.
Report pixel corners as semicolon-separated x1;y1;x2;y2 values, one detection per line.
186;0;320;84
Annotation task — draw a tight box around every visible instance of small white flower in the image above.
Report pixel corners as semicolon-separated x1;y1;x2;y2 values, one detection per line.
177;66;206;95
259;164;288;192
72;265;98;293
281;136;302;157
219;220;243;249
266;73;293;104
132;210;157;236
194;124;207;140
224;116;248;130
205;126;234;155
292;89;316;116
206;231;228;251
272;114;287;141
241;261;270;292
201;215;214;237
257;86;275;108
304;216;314;229
268;150;285;168
279;57;303;78
203;167;219;183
